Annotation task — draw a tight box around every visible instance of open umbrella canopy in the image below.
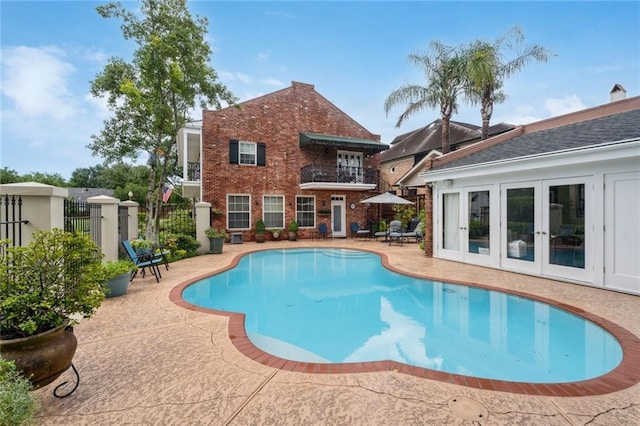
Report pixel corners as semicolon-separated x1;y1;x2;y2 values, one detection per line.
359;192;414;205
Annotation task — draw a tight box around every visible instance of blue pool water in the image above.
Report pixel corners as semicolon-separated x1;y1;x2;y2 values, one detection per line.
182;248;622;383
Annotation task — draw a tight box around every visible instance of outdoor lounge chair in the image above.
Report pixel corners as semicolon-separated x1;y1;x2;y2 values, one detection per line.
122;240;164;283
350;222;370;240
401;221;424;242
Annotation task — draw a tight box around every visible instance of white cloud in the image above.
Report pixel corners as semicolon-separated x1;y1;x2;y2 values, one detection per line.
261;78;285;87
544;95;586;117
1;46;80;120
236;72;252;84
217;70;235;81
257;50;270;61
265;11;296;19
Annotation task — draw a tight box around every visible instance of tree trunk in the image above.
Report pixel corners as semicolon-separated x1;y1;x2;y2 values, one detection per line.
481;98;493;140
441;115;451;154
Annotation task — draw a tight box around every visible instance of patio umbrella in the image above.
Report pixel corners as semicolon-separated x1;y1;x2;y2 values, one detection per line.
359;192;414;205
360;192;414;240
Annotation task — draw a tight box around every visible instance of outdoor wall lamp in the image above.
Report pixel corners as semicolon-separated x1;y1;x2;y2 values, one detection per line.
443;179;453;187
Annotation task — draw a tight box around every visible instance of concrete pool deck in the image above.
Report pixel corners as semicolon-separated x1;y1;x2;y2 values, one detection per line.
34;239;640;425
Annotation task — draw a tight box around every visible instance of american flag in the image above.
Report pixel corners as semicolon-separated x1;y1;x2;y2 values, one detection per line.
162;186;173;203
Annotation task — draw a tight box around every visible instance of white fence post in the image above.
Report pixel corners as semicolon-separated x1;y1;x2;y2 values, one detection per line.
87;195;120;261
119;200;139;241
195;202;211;254
0;182;68;246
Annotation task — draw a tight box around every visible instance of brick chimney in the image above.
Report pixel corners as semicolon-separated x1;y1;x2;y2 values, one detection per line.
610;84;627;102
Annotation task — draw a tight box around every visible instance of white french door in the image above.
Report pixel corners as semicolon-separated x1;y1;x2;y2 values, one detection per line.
438;186;497;265
331;195;346;237
501;179;592;282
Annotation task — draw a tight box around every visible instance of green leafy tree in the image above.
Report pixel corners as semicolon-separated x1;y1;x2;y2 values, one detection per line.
465;26;553;140
20;172;67;187
0;167;22;184
384;41;467;154
89;0;236;242
69;165;107;188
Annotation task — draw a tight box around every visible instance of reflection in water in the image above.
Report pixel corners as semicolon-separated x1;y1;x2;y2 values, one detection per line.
344;297;443;370
183;249;622;383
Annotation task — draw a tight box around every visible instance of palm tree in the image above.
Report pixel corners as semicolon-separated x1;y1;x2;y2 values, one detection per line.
465;26;553;140
384;41;467;154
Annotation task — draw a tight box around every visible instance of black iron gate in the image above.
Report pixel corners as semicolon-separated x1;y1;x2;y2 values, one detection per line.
64;199;102;246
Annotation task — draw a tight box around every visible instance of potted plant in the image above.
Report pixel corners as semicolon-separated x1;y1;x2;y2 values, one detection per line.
0;358;38;426
254;218;266;243
270;229;282;240
101;259;136;298
130;238;152;255
0;228;105;389
288;220;299;241
205;227;227;254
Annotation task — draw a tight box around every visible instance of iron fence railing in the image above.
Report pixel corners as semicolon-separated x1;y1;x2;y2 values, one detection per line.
64;199;102;247
300;164;379;185
187;162;201;181
0;194;29;246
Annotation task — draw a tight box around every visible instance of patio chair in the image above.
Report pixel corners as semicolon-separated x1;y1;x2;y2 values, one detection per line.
317;223;332;239
401;221;424;243
350;222;370;240
388;220;404;246
122;240;164;283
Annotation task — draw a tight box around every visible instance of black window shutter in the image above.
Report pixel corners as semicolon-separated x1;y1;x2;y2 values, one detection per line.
229;139;239;164
257;142;266;166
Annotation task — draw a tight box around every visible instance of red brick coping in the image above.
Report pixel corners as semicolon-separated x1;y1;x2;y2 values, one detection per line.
169;247;640;396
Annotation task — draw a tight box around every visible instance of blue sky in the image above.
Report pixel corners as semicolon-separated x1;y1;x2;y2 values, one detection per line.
1;1;639;179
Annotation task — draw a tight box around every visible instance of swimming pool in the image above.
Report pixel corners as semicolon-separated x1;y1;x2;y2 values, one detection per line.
181;248;623;384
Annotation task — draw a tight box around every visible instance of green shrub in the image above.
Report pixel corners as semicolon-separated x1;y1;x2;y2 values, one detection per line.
0;359;39;426
170;249;188;261
159;232;178;253
175;235;200;255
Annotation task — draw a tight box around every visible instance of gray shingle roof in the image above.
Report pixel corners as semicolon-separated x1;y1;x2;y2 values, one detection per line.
381;120;513;163
432;108;640;171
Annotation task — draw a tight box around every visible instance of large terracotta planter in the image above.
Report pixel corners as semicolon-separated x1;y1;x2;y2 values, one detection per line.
105;272;130;298
0;322;77;389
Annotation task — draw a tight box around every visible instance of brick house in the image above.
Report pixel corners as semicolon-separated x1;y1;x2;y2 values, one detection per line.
178;81;387;240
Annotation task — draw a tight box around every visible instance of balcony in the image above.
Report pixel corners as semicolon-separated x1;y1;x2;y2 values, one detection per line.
300;164;379;191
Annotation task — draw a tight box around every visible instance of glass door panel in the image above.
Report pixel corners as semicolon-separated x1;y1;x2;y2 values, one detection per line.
506;188;535;262
468;190;490;256
548;184;585;269
442;192;460;250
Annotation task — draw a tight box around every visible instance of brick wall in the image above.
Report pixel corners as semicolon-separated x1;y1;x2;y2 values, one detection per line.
202;81;383;239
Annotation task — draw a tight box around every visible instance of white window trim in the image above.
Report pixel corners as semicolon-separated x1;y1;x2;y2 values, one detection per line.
227;193;251;230
295;195;316;228
262;195;285;229
239;141;257;166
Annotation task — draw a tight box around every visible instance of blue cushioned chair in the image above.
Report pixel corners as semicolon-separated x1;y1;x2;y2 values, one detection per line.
122;240;164;283
318;223;331;239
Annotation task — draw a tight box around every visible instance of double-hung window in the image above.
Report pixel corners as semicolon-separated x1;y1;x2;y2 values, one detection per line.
227;195;250;229
263;195;284;229
229;139;266;166
239;142;256;165
296;196;315;228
